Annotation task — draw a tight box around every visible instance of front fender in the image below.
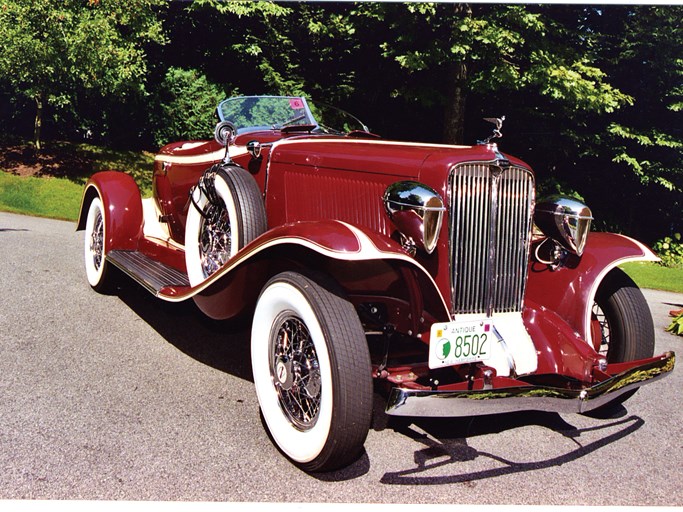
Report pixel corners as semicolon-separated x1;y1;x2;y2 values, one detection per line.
525;232;658;346
76;171;143;253
177;220;450;324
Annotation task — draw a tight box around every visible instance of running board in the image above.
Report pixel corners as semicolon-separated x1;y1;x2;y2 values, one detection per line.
107;250;190;295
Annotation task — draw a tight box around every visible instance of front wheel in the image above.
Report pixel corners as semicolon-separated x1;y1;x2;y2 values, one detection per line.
251;271;373;472
589;268;655;413
592;268;655;362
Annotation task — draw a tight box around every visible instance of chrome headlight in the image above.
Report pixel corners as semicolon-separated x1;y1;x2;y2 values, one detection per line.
383;181;446;254
534;195;593;256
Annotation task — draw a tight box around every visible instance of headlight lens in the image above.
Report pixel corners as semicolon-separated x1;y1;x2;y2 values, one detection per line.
383;181;446;254
534;195;593;256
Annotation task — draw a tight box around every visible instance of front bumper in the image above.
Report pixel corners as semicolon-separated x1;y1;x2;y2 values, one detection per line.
385;351;675;417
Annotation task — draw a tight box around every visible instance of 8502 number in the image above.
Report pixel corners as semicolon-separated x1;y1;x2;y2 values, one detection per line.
453;333;488;359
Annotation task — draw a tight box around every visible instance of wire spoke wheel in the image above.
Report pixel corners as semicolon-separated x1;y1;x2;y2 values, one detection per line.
591;301;611;357
185;165;267;287
90;208;104;272
270;314;322;430
198;202;232;278
83;196;116;293
251;271;372;472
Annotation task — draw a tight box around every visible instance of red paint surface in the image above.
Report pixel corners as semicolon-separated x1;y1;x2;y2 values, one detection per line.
526;232;650;341
81;172;143;253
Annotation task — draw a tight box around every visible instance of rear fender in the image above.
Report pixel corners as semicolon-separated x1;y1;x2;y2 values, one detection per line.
76;171;144;253
525;232;658;347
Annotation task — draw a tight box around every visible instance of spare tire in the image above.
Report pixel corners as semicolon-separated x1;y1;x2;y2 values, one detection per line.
185;165;267;286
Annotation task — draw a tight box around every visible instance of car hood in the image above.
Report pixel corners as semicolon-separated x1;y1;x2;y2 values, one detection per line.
269;137;529;179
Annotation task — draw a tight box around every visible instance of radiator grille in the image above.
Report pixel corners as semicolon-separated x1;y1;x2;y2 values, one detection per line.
450;163;534;315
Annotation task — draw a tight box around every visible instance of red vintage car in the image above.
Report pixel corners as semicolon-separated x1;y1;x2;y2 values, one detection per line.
77;95;674;472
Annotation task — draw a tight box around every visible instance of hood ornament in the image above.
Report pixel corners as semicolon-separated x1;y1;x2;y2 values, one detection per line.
479;116;505;145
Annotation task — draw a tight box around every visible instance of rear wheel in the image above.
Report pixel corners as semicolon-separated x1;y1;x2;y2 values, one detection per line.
251;271;373;472
83;196;117;293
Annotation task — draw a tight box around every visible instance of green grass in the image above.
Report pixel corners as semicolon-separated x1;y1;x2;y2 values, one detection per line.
0;171;84;221
0;140;154;221
620;261;683;294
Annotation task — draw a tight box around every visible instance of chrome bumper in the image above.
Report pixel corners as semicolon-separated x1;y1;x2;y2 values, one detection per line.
385;351;675;417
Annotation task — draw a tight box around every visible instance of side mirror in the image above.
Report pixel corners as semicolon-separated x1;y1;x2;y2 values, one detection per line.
214;121;236;147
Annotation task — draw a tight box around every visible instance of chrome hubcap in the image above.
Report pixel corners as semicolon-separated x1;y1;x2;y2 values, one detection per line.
90;209;104;271
199;203;231;278
270;313;322;431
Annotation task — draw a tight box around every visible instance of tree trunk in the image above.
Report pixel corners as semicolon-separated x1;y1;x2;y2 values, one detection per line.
442;3;472;145
34;93;43;151
442;61;468;144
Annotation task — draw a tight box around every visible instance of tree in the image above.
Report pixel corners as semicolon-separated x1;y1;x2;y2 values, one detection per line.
189;1;679;241
353;3;632;144
0;0;166;149
527;6;679;242
151;67;225;147
189;0;301;94
587;6;682;185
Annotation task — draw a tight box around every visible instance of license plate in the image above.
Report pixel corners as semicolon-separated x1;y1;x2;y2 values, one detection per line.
429;319;493;368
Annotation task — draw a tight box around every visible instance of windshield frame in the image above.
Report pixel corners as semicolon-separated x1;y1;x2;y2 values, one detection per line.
216;95;369;136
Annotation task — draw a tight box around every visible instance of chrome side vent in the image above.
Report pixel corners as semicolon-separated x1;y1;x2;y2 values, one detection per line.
450;163;534;315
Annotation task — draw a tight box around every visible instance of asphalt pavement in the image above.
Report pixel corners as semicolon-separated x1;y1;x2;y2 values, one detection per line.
0;211;681;506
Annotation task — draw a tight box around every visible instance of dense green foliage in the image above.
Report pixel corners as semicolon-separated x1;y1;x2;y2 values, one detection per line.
0;1;681;244
652;233;683;268
150;67;225;147
0;0;166;149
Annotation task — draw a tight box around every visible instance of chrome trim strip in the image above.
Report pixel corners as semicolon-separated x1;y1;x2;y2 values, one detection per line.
485;165;501;317
385;351;675;417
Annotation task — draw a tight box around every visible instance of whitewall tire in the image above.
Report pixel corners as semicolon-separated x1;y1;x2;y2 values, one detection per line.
83;196;116;293
251;271;373;472
185;165;266;287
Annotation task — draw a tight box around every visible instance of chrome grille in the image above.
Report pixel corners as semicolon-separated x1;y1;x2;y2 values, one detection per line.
450;163;534;315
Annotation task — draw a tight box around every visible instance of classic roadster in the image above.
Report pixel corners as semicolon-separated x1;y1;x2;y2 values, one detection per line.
77;95;674;472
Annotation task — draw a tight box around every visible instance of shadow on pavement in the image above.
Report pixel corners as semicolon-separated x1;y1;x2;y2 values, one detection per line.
379;411;642;485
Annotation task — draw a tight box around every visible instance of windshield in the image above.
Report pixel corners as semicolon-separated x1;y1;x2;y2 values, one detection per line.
216;96;368;135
